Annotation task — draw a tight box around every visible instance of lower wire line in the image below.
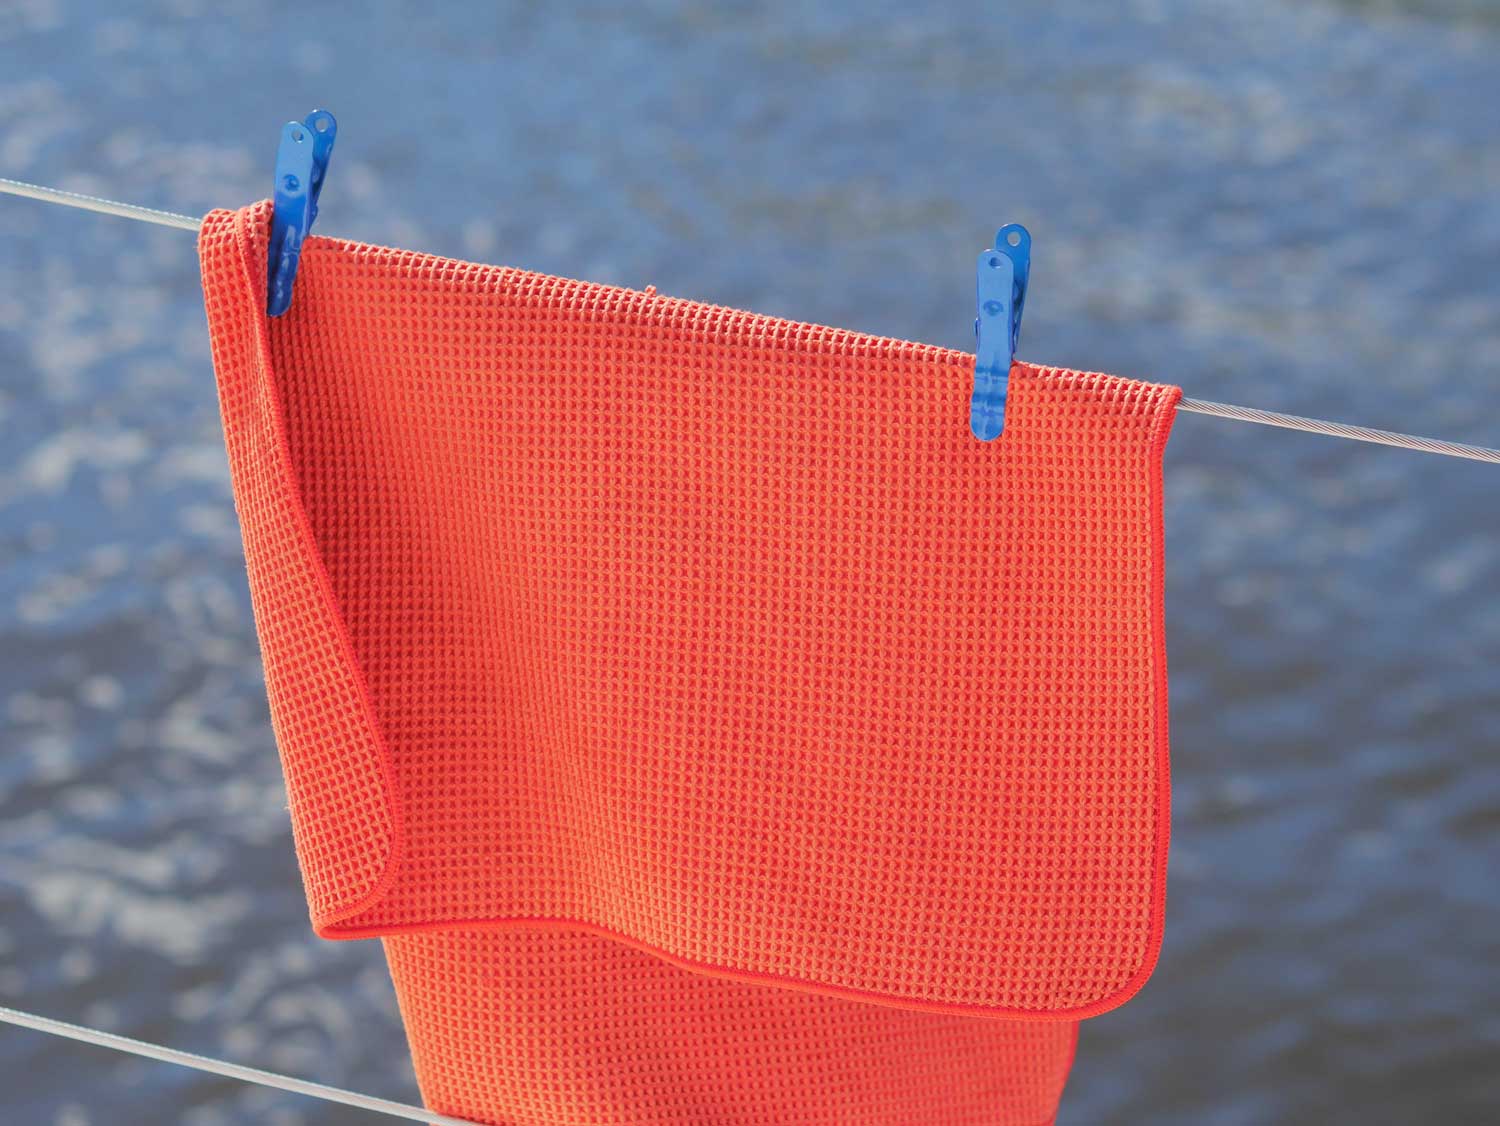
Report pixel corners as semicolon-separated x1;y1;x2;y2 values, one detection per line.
1;175;1497;466
0;1004;480;1126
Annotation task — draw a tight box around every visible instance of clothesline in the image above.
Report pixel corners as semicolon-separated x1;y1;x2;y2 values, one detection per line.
3;174;1499;467
0;1003;481;1125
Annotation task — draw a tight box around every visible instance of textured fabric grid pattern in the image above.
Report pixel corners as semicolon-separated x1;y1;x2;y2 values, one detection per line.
199;201;1179;1124
385;929;1077;1126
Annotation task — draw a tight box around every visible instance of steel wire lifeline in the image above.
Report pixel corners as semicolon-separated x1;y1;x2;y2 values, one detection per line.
0;1003;481;1125
3;175;1498;466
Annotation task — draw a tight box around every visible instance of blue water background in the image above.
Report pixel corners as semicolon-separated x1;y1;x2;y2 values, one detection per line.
1;2;1498;1122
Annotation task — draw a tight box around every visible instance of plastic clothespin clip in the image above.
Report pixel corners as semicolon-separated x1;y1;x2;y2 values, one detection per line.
970;223;1031;440
266;109;337;317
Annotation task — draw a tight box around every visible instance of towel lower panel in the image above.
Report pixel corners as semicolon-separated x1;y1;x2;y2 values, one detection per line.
384;928;1076;1125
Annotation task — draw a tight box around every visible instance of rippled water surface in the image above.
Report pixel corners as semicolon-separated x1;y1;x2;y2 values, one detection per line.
1;2;1498;1122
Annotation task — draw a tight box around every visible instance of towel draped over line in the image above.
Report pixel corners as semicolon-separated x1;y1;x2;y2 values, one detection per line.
199;201;1179;1125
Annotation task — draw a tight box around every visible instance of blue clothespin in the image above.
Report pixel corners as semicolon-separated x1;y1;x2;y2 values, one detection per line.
970;223;1031;440
266;109;337;317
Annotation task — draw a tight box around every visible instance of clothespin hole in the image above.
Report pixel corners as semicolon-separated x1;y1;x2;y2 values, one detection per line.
1005;230;1021;247
988;255;1001;268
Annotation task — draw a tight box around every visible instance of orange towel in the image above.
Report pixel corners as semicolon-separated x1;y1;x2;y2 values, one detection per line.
199;201;1179;1124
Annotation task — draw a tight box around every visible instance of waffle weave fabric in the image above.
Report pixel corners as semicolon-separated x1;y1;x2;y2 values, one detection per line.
200;201;1178;1123
383;929;1078;1125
